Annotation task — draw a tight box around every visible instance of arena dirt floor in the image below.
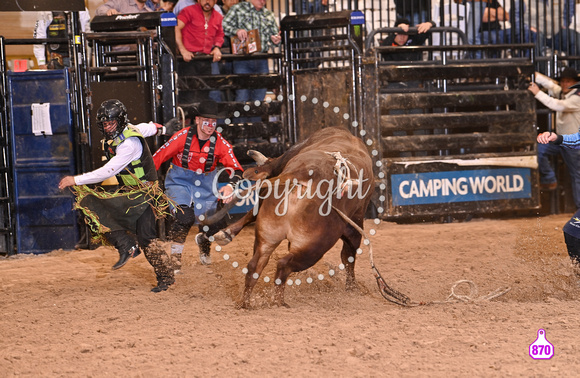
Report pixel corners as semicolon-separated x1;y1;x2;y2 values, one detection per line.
2;213;580;376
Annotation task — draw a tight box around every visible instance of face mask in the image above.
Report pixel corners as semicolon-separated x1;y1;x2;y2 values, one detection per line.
202;120;217;128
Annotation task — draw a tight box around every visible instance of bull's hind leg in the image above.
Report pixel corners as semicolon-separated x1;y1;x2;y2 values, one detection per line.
340;223;363;291
239;237;281;309
213;211;256;246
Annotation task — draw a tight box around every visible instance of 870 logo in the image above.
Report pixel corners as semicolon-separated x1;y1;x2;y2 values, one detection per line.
529;329;554;360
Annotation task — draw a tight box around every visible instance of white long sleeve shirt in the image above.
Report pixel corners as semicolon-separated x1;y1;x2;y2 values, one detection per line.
74;122;159;186
534;72;580;135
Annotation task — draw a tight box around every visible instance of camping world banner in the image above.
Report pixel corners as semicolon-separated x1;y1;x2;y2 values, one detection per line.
391;168;532;206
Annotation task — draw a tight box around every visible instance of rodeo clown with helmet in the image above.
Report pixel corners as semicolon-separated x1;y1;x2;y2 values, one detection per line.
58;99;182;293
152;100;243;271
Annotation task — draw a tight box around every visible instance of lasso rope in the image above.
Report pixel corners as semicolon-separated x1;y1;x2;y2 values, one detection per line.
332;206;419;306
331;207;511;306
434;280;511;304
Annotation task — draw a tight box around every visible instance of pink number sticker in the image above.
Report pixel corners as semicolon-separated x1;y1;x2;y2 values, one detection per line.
529;329;554;360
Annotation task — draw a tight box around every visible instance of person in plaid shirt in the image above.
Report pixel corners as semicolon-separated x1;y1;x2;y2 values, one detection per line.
222;0;281;102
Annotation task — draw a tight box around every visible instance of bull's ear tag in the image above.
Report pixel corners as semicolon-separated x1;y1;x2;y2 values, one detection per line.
529;329;554;360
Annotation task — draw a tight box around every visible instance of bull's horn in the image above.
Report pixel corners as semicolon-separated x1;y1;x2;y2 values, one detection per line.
247;150;268;166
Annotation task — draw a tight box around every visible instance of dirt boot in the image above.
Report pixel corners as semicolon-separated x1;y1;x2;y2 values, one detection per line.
142;239;175;293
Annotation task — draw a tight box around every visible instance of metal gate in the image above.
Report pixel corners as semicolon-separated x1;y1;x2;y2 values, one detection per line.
0;37;15;255
281;10;366;143
370;29;539;220
6;70;79;254
282;11;540;220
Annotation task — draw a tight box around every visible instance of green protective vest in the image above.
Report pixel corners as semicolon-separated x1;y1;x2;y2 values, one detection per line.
103;126;158;186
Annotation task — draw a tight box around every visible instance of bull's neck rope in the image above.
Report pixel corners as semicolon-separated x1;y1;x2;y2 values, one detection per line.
325;151;360;189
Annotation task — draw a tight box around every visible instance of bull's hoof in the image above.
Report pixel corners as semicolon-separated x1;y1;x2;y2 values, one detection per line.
345;280;359;292
274;297;290;308
235;300;251;310
346;281;369;294
214;230;233;246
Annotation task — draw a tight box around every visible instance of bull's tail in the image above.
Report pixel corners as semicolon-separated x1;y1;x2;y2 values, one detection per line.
332;206;419;307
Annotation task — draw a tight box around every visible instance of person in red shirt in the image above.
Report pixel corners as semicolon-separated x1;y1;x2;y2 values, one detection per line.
175;0;224;102
153;100;243;268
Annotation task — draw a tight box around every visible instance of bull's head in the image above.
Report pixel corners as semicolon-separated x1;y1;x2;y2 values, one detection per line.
243;150;273;180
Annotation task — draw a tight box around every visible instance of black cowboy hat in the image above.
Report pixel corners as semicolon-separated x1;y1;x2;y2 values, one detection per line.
556;67;580;81
195;100;219;119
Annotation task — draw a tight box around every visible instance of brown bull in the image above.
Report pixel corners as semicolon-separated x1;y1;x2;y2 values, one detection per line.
215;127;375;308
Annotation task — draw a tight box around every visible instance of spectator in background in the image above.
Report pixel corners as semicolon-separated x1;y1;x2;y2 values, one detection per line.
213;0;240;101
175;0;224;102
296;0;328;15
219;0;238;13
529;67;580;208
395;0;431;26
479;0;508;57
505;0;537;54
146;0;161;10
160;0;178;11
380;17;436;153
295;0;328;69
455;0;487;58
96;0;154;15
96;0;154;55
222;0;281;103
173;0;223;16
217;0;239;44
380;17;435;61
530;0;576;56
33;10;90;69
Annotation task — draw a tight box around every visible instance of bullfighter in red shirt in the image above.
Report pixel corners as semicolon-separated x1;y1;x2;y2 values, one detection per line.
153;100;243;269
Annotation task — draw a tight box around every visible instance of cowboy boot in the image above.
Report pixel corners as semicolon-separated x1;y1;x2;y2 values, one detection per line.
112;245;139;270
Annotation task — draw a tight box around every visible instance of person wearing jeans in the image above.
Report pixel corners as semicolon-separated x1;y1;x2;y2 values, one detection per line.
531;68;580;208
222;0;281;103
455;0;486;58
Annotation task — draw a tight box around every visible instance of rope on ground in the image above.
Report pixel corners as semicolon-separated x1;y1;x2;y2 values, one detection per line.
332;206;420;307
433;280;512;304
331;207;512;307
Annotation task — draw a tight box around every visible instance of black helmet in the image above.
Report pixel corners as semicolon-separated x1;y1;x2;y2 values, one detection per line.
96;99;128;139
